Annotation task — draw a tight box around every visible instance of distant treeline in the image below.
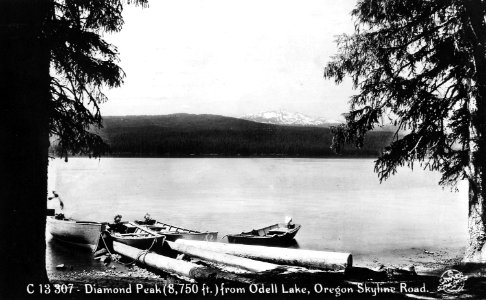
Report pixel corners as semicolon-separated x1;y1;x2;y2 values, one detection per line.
50;114;396;157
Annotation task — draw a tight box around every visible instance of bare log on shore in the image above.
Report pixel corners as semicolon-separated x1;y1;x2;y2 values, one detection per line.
173;239;352;270
167;240;279;272
113;241;202;278
112;241;252;283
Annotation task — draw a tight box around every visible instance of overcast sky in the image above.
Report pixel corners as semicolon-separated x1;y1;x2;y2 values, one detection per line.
102;0;357;121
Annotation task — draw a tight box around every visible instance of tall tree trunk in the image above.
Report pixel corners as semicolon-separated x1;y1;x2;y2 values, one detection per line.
465;180;486;262
463;0;486;263
0;0;51;298
464;84;486;263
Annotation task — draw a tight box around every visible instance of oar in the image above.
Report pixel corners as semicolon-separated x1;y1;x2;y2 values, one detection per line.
128;221;165;237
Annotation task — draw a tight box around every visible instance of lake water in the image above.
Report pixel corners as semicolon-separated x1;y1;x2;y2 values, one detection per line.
46;157;468;272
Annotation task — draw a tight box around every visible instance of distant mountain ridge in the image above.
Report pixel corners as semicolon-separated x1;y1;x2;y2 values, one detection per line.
80;113;396;158
241;110;342;127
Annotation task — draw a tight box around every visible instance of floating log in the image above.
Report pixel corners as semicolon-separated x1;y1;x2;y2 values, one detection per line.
129;221;279;272
173;240;352;270
167;240;279;272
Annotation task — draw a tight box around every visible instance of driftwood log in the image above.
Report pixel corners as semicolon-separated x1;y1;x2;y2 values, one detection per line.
167;241;279;272
112;241;253;283
172;239;352;270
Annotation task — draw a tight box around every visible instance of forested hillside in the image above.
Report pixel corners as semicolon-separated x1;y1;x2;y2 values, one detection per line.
86;114;396;157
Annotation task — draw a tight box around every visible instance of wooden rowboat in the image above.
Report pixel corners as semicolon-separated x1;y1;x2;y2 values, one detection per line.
105;221;166;251
134;220;218;242
227;223;301;246
105;231;166;251
46;216;104;251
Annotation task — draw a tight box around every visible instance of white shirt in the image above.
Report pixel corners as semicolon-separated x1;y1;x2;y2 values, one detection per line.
47;196;64;214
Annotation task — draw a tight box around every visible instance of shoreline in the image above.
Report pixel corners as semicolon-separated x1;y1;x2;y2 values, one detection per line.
354;246;465;276
47;245;486;299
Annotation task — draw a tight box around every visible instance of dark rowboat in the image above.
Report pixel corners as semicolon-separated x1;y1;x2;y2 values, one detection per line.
227;223;301;246
105;231;165;251
134;220;218;242
105;222;165;251
46;216;104;251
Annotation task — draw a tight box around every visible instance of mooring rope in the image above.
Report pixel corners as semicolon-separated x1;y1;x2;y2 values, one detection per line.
133;236;159;264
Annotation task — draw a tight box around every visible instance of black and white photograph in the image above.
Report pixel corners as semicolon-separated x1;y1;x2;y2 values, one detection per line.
1;0;486;299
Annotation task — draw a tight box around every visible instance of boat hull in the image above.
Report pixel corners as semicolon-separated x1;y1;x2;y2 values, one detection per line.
227;224;301;246
109;233;165;251
46;216;103;251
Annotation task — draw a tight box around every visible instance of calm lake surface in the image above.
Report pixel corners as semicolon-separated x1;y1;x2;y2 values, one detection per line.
46;158;468;272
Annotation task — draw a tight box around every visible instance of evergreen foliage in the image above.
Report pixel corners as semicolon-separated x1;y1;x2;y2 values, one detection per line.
325;0;486;261
1;1;148;295
47;0;148;158
325;0;486;188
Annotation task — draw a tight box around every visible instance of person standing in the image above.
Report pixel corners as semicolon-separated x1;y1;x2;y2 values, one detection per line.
47;190;64;219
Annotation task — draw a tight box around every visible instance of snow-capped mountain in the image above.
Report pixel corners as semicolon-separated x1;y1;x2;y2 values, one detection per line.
241;111;342;127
